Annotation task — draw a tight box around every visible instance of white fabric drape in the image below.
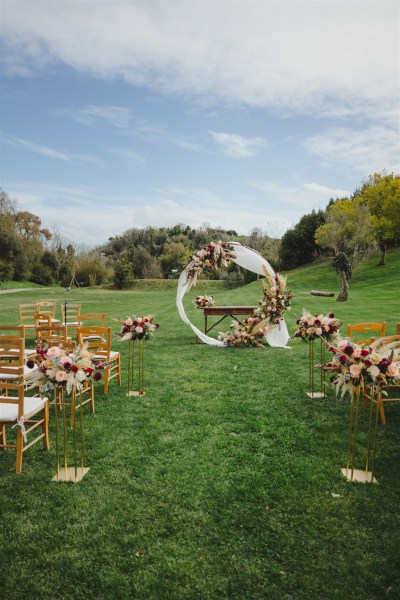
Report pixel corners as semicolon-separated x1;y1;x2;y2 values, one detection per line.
176;242;291;348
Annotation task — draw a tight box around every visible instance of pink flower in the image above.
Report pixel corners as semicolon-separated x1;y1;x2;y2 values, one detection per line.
124;318;133;326
55;371;68;382
353;348;362;359
59;356;72;367
135;326;143;334
47;346;61;358
338;340;348;351
349;364;362;378
387;362;400;378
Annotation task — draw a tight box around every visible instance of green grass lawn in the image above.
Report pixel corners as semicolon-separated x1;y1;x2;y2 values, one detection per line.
1;249;399;599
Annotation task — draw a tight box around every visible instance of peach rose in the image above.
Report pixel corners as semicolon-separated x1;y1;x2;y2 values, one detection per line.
353;348;362;359
124;318;133;326
47;346;61;358
135;326;143;334
367;365;380;380
338;339;348;351
386;362;400;378
369;352;381;365
349;364;362;378
59;356;72;366
315;327;322;336
55;370;68;382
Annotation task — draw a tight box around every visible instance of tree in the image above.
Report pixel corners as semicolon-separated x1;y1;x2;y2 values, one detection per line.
113;252;133;289
315;198;373;301
356;172;400;266
279;210;326;270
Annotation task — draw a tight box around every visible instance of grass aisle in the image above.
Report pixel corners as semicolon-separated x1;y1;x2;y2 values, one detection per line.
1;250;399;599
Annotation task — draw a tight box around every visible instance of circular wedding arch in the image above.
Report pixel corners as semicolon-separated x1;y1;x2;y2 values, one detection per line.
176;241;290;348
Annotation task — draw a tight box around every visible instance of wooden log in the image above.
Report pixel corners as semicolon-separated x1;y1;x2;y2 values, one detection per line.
310;290;335;297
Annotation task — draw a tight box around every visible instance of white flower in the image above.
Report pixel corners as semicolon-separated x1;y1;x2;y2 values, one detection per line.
367;365;380;380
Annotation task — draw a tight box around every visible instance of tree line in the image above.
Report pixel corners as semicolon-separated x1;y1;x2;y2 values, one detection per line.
0;171;399;300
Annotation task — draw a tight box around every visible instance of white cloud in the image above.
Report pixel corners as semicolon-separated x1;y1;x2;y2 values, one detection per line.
249;180;351;211
1;2;398;122
1;133;104;166
108;148;146;167
304;126;400;173
56;105;134;128
210;131;265;158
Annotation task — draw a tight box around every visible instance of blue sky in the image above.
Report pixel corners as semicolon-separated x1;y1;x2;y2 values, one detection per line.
1;0;399;246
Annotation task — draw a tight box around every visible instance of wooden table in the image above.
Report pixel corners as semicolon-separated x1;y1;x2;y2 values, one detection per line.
202;306;257;336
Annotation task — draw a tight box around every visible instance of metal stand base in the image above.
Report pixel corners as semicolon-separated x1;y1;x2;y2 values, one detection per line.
306;391;326;398
341;467;378;484
53;467;90;483
127;391;146;396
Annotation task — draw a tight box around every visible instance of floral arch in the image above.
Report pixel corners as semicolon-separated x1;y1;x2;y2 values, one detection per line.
176;241;291;348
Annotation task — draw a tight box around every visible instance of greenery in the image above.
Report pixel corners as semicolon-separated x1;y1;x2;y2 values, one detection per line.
1;248;399;599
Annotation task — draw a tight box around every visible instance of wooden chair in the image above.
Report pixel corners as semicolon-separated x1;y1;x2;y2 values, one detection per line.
36;301;57;319
77;326;121;394
364;336;400;426
18;303;38;337
60;303;81;336
77;314;106;343
0;325;36;361
35;322;74;351
347;322;387;346
0;326;38;384
0;336;49;473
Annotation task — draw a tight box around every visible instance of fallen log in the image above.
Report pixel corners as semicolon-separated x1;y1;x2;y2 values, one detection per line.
311;290;335;297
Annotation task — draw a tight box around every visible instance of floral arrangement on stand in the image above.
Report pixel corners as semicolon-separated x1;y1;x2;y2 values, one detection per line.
116;315;160;342
218;315;270;348
254;270;293;326
320;338;400;397
186;241;236;289
292;310;341;343
193;295;215;309
27;343;104;394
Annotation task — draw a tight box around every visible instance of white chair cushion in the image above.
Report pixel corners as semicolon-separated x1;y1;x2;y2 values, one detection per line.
0;396;48;422
92;351;120;360
0;365;38;380
61;322;79;326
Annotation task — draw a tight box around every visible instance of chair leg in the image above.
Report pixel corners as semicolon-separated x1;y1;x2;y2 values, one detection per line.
0;423;6;448
103;368;109;394
378;396;387;426
117;356;122;385
90;384;95;413
43;403;50;450
16;429;23;474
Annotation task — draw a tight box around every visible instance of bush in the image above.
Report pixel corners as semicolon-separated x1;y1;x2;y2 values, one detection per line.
0;259;13;282
29;263;53;286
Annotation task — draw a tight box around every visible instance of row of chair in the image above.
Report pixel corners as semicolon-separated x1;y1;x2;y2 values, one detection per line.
1;322;122;473
19;302;99;337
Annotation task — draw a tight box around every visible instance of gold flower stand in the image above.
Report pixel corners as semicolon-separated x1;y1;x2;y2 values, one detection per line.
52;387;89;483
127;339;145;396
341;385;379;484
307;338;327;398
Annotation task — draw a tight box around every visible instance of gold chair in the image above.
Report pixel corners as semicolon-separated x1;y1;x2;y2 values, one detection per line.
35;322;74;351
18;303;38;337
364;336;400;426
0;336;49;473
60;303;81;336
347;322;387;346
77;326;121;394
36;301;57;318
0;326;38;383
0;325;36;361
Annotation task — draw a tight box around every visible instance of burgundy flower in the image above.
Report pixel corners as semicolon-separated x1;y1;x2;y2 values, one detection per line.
94;372;103;381
85;368;93;375
329;313;335;318
365;359;371;367
344;345;354;356
339;355;347;363
71;365;79;373
27;359;35;369
361;349;369;357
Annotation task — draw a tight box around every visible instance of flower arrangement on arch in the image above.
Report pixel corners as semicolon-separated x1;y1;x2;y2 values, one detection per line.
26;343;104;395
218;315;270;348
186;241;236;289
292;310;341;343
254;270;293;326
193;295;215;309
319;338;400;397
116;315;160;342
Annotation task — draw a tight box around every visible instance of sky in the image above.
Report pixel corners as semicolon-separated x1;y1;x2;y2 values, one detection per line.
0;0;399;247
